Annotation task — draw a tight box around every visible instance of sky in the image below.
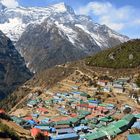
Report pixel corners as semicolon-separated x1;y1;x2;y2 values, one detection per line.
1;0;140;38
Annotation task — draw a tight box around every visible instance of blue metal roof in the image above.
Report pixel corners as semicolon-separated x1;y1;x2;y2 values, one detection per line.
132;122;140;129
74;126;89;132
27;120;37;125
128;134;140;140
71;91;81;94
50;133;79;140
88;100;100;104
57;128;75;134
35;125;52;131
41;118;50;124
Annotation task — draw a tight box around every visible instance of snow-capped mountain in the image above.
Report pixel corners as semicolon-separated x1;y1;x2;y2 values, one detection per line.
0;2;129;72
0;2;128;43
0;2;76;41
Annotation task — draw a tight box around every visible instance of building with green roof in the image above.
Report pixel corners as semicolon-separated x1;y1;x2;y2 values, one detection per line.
122;114;135;122
134;113;140;119
84;131;106;140
84;114;136;140
99;116;114;122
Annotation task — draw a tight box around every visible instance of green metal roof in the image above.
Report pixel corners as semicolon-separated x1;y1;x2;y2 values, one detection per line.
99;116;113;122
96;123;103;128
100;125;122;135
134;114;140;119
56;120;70;125
80;119;89;124
84;114;135;140
69;118;79;123
99;103;108;107
113;120;128;128
88;98;96;100
84;123;122;140
11;116;25;124
122;114;135;122
88;123;96;129
28;100;37;105
80;92;88;97
78;110;91;116
84;131;106;140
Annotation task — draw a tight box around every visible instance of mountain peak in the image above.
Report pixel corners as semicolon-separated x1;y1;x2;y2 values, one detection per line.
48;2;75;14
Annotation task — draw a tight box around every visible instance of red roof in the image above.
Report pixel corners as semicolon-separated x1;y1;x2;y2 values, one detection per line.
31;128;41;137
77;104;96;109
0;109;5;114
77;104;89;108
37;108;48;113
88;105;96;109
70;113;77;117
86;115;95;119
23;116;33;120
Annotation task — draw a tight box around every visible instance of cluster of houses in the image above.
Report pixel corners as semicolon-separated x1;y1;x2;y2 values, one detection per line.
97;77;140;104
97;78;130;94
1;76;140;140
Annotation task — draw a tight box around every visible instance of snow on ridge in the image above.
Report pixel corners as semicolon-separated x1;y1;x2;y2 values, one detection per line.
55;21;77;44
48;2;68;13
0;18;25;41
75;24;103;48
0;3;73;41
0;2;128;46
108;30;129;42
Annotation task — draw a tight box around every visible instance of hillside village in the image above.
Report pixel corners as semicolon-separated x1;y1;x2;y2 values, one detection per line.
0;69;140;140
0;1;140;140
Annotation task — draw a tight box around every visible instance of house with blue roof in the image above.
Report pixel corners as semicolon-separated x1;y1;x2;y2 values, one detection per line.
88;98;101;106
50;133;79;140
74;126;89;133
131;121;140;129
127;134;140;140
71;91;83;98
50;128;79;140
22;119;37;129
41;118;50;124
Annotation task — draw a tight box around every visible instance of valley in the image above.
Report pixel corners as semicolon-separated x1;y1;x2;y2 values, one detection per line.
0;1;139;140
0;60;140;140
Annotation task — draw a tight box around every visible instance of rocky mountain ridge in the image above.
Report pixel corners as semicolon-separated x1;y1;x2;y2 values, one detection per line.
0;31;32;100
0;2;129;72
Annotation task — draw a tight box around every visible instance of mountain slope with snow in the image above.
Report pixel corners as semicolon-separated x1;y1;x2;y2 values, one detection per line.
0;2;129;72
0;2;76;41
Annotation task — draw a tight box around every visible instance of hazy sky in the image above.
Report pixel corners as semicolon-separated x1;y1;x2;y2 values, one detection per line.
1;0;140;38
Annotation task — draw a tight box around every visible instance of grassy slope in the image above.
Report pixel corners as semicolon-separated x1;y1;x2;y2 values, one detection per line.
86;39;140;68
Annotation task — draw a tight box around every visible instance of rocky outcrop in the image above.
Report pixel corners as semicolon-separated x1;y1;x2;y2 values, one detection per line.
0;31;32;100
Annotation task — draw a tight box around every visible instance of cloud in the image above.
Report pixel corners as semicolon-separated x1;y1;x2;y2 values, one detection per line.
133;19;140;25
76;1;140;32
1;0;19;8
